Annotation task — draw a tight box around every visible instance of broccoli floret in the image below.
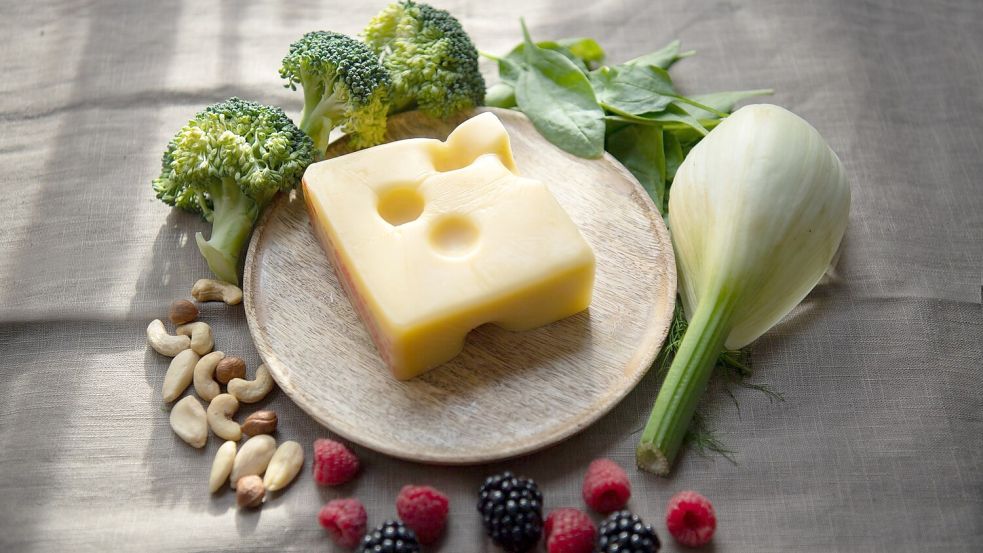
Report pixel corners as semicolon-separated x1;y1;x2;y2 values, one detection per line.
152;97;314;284
364;1;485;118
280;31;392;154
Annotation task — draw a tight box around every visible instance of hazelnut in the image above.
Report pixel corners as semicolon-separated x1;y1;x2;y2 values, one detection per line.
242;410;278;436
216;356;246;384
235;475;265;508
168;299;199;325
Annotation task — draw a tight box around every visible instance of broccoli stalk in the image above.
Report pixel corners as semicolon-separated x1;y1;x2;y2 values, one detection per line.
363;1;486;119
280;31;392;155
152;98;315;284
194;177;260;286
296;75;342;152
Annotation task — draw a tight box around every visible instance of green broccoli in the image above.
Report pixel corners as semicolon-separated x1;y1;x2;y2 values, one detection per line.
279;31;392;154
152;97;314;284
363;1;485;118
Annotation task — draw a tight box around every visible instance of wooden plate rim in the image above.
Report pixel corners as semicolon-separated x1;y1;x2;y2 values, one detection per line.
243;108;676;464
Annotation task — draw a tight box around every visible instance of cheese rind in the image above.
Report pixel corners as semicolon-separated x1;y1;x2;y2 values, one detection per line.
303;113;595;379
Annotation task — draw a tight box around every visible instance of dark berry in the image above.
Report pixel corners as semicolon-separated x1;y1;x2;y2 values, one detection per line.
596;510;660;553
356;520;420;553
477;471;543;552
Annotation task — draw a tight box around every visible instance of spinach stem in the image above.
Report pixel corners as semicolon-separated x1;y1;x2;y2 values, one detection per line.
669;95;729;118
604;113;722;131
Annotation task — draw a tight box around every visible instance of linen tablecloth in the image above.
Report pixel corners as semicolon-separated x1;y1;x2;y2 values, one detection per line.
1;0;981;551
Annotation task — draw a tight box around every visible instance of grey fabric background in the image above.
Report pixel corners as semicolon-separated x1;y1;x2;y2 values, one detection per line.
1;0;981;551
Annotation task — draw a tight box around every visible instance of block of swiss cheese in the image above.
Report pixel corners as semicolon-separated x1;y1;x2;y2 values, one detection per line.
303;113;595;379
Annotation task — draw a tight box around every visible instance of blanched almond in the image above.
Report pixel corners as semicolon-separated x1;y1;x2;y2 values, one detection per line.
230;434;276;488
209;441;237;493
263;441;304;492
162;349;201;402
169;396;207;448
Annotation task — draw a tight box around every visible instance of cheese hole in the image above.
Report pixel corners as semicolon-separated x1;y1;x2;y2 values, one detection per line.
378;187;424;226
430;215;479;257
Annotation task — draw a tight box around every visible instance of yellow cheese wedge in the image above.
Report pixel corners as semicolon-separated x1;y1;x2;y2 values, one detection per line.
303;113;595;379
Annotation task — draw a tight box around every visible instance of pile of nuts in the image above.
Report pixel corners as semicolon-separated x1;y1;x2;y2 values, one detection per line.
148;278;303;509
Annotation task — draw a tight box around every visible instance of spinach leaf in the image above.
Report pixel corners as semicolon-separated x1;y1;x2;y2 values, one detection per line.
514;21;606;159
651;103;710;135
591;64;727;121
612;103;710;135
681;89;774;119
663;131;684;183
485;82;517;108
624;39;695;70
607;123;667;212
506;42;589;73
591;64;677;115
503;37;605;74
557;37;606;68
490;53;524;86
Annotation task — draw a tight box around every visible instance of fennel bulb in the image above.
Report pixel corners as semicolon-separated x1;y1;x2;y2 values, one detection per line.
637;104;850;475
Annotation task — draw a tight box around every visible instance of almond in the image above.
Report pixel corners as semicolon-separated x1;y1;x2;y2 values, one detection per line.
263;441;304;492
242;410;277;436
168;299;198;325
216;356;246;384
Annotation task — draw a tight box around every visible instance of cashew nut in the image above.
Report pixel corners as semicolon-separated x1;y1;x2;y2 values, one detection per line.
176;322;214;355
192;278;243;305
228;363;275;404
206;393;241;441
193;351;225;402
263;441;304;492
169;396;207;448
162;349;201;402
230;434;276;488
146;319;191;357
209;440;237;493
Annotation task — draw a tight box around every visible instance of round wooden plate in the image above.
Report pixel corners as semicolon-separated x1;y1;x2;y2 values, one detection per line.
243;107;675;464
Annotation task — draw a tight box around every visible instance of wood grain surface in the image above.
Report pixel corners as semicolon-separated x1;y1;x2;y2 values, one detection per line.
243;107;676;464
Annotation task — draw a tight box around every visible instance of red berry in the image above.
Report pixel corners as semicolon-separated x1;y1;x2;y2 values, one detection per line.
396;484;450;545
318;498;367;548
312;439;360;486
544;508;596;553
666;490;716;548
582;458;631;513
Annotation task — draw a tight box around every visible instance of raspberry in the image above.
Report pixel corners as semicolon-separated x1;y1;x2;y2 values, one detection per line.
544;508;596;553
318;498;367;548
666;490;716;548
582;458;631;513
313;439;360;486
396;484;449;545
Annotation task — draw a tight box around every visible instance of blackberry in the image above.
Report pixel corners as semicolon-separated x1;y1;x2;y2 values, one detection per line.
356;520;420;553
477;471;544;552
596;510;661;553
